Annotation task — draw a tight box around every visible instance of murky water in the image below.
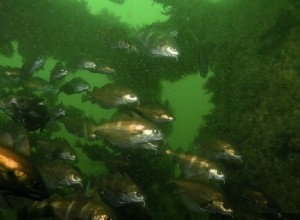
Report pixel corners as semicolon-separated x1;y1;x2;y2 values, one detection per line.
0;0;299;219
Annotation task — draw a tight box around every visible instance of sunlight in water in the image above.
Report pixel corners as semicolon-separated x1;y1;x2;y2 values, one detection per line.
86;0;168;27
162;73;214;149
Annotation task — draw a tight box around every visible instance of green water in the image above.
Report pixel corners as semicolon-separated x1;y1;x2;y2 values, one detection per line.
1;0;300;219
85;0;214;150
0;1;213;218
0;0;214;172
0;40;213;175
87;0;168;25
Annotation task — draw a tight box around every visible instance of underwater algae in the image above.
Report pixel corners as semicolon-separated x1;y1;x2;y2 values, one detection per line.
0;0;300;219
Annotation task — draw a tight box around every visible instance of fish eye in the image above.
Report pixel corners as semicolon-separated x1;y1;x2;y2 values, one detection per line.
71;174;80;181
99;215;112;220
129;93;135;98
157;113;164;118
135;192;142;197
153;130;160;134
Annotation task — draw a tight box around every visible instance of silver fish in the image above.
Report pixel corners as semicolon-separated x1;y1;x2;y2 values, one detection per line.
197;139;242;163
99;172;145;207
174;178;233;215
38;162;83;190
84;119;164;150
82;83;139;109
32;194;117;220
21;55;46;79
59;77;90;95
165;149;225;183
129;104;175;123
136;24;179;58
0;145;48;200
49;62;68;83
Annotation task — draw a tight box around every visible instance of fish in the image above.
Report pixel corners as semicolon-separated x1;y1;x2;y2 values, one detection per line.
33;137;77;162
82;83;139;109
139;141;161;151
174;178;233;215
49;62;68;84
21;55;46;79
112;39;139;53
59;77;90;95
129;104;175;123
165;149;225;183
61;115;88;137
0;66;23;89
52;138;77;162
135;24;179;58
60;105;92;137
224;183;282;219
0;144;48;200
50;103;66;120
21;77;58;93
69;55;116;74
0;96;22;122
83;119;164;150
0;132;14;148
0;95;50;131
88;59;116;75
0;66;23;80
196;138;242;163
99;172;145;207
1;122;31;156
38;162;84;191
71;56;97;71
32;194;117;220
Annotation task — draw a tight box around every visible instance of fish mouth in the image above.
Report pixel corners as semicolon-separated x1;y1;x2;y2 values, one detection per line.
130;195;146;206
143;142;157;150
131;197;145;204
165;52;179;59
61;153;77;161
69;155;77;161
212;201;233;215
209;169;225;183
159;114;175;122
75;181;84;188
233;155;243;163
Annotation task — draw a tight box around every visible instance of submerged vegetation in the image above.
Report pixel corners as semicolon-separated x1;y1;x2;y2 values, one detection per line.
0;0;300;218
